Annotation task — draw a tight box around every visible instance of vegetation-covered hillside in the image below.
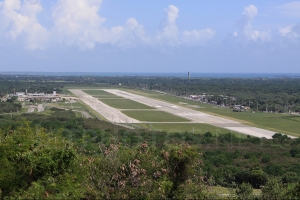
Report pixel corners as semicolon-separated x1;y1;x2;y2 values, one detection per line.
1;109;300;199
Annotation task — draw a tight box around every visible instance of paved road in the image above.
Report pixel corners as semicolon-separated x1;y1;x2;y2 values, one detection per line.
27;105;44;113
69;89;140;123
37;104;44;112
27;105;36;113
81;111;91;118
104;89;295;139
73;110;92;118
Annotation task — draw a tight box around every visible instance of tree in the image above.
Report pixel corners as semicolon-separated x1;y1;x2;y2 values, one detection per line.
0;122;81;198
282;172;299;184
235;183;253;200
261;178;286;200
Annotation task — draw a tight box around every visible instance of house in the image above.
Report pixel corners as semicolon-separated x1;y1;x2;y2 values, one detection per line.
16;92;25;96
233;105;246;112
190;95;198;99
18;97;25;102
1;97;7;102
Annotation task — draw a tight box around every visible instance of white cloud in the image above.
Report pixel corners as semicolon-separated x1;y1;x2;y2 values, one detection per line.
0;1;214;50
181;29;215;45
157;5;215;46
51;0;149;48
123;18;149;44
156;5;179;43
51;0;105;49
276;1;300;18
279;26;294;36
279;24;300;38
0;0;49;49
97;19;148;47
235;5;270;42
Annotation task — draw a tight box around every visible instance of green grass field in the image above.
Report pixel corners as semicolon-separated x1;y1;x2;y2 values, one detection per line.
95;96;123;99
46;101;107;120
99;99;154;109
125;89;300;137
138;123;245;137
82;89;121;98
122;110;190;122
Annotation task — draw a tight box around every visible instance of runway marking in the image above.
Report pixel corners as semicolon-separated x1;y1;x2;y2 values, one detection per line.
178;113;207;116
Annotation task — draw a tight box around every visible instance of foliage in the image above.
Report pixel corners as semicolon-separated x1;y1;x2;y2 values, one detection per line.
235;182;253;200
0;121;217;199
0;102;21;114
0;122;80;198
0;112;300;199
261;178;287;199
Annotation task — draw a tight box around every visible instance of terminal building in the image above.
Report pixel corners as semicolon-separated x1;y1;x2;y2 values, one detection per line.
12;90;61;102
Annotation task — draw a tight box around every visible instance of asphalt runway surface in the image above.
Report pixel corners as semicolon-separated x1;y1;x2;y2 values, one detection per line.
103;89;295;139
69;89;140;124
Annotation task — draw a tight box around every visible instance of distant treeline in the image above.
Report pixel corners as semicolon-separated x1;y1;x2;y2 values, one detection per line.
1;75;300;111
0;77;64;97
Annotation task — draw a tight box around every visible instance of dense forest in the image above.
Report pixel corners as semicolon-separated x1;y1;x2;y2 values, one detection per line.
1;108;300;199
0;96;22;114
1;74;300;112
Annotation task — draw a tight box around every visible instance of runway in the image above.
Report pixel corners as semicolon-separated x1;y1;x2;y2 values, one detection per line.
103;89;290;139
69;89;140;123
70;88;296;139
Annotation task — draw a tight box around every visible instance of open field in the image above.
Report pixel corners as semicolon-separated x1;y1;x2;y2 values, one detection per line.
138;123;244;136
122;110;190;122
99;99;154;109
46;101;100;119
125;89;300;137
82;89;121;98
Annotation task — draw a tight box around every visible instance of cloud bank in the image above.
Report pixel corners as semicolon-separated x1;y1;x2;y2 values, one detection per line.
0;1;215;50
0;1;298;51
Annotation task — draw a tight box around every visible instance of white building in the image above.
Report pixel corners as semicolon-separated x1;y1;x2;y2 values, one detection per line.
16;92;25;96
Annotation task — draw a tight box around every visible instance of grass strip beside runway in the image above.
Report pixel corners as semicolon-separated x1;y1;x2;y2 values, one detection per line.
122;110;190;122
100;99;154;109
138;123;245;137
82;89;120;98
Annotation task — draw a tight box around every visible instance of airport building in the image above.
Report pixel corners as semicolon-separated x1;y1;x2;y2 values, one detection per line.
12;90;61;102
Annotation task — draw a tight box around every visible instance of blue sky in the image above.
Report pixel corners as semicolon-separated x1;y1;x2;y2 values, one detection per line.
0;0;300;73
